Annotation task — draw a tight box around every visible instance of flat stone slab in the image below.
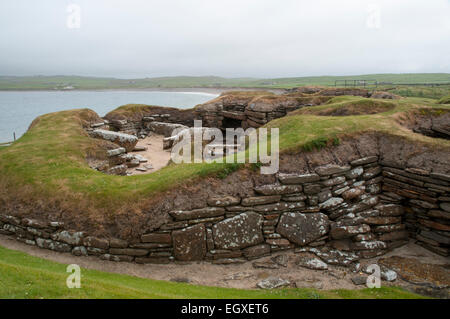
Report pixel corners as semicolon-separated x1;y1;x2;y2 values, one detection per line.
278;173;320;184
241;195;281;207
172;224;206;261
271;254;289;267
107;147;126;157
170;207;225;221
377;204;404;216
213;212;264;250
257;277;290;289
243;244;271;259
319;197;344;210
351;240;387;250
350;156;378;166
254;184;302;196
36;238;71;253
207;196;241;207
108;248;148;256
91;129;138;152
148;122;188;137
362;216;401;225
330;224;371;239
352;275;367;285
141;233;172;244
51;230;84;246
297;247;359;267
276;212;329;246
83;236;109;249
107;164;127;175
315;164;351;176
440;202;450;213
296;255;328;270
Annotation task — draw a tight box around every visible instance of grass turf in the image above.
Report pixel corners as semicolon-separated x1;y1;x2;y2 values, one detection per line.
437;95;450;104
0;245;426;299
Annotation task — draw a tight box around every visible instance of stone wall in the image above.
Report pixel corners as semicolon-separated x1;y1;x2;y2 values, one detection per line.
3;153;447;265
105;107;196;137
194;94;307;129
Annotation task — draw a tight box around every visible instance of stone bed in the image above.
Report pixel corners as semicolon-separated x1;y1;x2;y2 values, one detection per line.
2;89;448;271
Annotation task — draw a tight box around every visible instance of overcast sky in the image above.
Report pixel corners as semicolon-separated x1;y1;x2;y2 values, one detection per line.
0;0;449;78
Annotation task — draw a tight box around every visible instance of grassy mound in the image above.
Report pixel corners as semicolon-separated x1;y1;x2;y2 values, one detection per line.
105;104;195;122
0;96;449;223
0;245;426;299
105;104;159;120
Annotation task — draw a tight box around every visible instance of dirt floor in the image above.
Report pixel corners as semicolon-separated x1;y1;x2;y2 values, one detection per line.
1;235;448;294
128;134;171;175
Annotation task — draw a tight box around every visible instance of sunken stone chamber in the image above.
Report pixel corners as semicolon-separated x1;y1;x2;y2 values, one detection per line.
1;155;448;266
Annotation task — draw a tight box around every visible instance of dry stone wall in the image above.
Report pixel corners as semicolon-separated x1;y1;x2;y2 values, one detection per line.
194;95;306;129
380;166;450;256
105;108;196;137
3;153;447;265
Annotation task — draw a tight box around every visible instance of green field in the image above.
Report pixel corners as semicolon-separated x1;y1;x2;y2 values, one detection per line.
0;245;426;299
0;74;449;91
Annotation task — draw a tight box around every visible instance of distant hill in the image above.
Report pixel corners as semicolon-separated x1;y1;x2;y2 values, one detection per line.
0;73;449;90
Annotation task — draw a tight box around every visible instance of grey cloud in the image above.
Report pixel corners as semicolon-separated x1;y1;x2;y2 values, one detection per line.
0;0;449;77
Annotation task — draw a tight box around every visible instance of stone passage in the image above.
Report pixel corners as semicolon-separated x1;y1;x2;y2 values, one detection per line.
193;88;396;130
194;94;306;130
86;119;185;175
2;154;447;266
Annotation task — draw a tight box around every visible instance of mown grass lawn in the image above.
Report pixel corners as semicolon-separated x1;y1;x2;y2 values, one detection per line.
0;245;426;299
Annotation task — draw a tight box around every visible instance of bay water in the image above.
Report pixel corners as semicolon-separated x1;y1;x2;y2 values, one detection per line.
0;90;218;143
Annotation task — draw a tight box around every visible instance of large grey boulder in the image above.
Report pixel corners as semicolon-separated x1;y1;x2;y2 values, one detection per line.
213;212;264;250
